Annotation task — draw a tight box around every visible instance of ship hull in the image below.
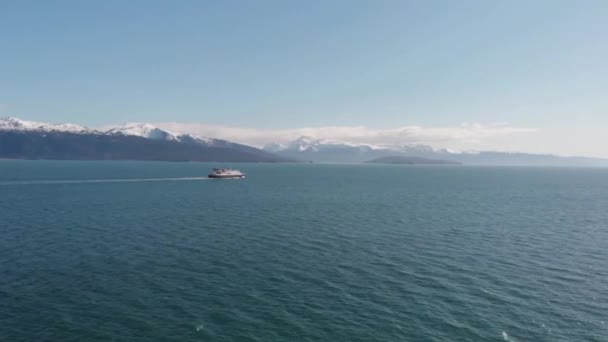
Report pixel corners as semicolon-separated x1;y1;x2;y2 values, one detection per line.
208;174;245;179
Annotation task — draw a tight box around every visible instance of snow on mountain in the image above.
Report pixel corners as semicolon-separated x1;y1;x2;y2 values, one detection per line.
288;136;321;151
1;117;220;146
263;136;476;162
265;136;608;166
106;122;179;141
0;117;288;162
262;136;395;162
0;117;92;133
390;144;462;155
262;142;288;153
180;134;213;144
105;122;220;145
277;136;384;153
269;136;427;154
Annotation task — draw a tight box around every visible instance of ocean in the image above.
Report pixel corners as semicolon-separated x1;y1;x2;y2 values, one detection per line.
1;160;607;341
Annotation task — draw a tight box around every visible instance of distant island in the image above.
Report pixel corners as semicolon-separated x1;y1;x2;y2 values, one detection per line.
366;156;461;165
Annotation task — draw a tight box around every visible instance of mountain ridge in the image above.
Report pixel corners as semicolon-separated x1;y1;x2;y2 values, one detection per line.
2;118;607;166
0;117;288;162
264;136;608;166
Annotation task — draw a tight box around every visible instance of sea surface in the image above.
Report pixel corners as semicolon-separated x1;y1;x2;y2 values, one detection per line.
1;160;607;341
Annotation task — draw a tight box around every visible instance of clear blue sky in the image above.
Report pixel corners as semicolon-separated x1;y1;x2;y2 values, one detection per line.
1;1;607;156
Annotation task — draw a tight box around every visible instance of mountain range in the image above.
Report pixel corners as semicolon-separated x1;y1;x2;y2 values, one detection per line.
263;136;608;167
0;117;286;162
1;117;607;166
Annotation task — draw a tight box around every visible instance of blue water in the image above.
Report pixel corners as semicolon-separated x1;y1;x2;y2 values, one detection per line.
1;160;607;341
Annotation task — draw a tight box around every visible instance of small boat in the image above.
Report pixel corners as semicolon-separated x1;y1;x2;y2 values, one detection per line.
208;168;246;179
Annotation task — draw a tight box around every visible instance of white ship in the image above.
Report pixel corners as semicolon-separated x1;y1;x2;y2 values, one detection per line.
208;168;246;179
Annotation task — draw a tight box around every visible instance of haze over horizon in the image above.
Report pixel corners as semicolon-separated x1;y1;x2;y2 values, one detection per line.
1;1;607;157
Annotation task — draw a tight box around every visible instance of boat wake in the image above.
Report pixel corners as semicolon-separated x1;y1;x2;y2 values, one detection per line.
502;331;519;342
0;177;210;186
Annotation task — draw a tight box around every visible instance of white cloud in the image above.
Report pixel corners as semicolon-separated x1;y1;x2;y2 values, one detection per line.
155;121;536;149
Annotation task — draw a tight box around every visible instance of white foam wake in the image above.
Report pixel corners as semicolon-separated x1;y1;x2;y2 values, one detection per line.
502;331;518;342
0;177;210;186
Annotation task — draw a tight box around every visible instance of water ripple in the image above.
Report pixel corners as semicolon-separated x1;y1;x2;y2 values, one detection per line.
1;161;607;341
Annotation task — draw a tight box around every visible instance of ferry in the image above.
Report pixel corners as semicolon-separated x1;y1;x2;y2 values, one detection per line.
208;168;246;179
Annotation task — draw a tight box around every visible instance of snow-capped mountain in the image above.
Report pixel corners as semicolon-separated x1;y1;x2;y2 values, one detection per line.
262;142;288;153
0;117;93;134
2;118;607;166
0;117;287;162
264;136;608;166
269;136;382;154
268;136;451;155
288;136;319;151
266;136;503;161
105;122;217;145
0;117;216;144
264;136;394;162
105;122;178;140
